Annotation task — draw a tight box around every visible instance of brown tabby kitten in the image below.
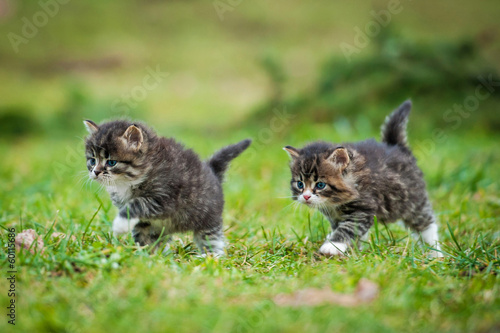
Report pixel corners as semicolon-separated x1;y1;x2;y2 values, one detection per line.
284;101;443;257
84;120;251;256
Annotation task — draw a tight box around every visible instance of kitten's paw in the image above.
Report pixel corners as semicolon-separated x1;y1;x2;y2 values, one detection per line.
161;245;173;256
209;250;224;258
429;251;444;258
319;242;348;256
429;247;444;258
197;252;223;259
112;216;139;236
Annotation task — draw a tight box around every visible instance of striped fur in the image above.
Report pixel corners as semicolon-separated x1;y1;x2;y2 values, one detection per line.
284;101;443;258
84;120;251;256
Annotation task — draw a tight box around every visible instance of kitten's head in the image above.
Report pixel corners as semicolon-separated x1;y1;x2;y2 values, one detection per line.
83;120;152;186
284;143;359;208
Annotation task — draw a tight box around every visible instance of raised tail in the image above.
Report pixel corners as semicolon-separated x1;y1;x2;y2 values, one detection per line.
381;100;412;149
208;139;252;182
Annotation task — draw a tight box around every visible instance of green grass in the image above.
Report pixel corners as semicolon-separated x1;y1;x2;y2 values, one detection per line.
1;126;499;333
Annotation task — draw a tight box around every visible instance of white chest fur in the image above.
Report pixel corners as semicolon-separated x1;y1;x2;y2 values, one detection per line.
107;183;133;206
106;177;145;207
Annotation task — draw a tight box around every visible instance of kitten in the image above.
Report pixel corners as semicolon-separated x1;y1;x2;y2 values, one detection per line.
83;119;251;256
284;101;443;257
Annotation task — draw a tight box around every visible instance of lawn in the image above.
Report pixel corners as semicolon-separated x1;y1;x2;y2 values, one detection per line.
0;1;499;332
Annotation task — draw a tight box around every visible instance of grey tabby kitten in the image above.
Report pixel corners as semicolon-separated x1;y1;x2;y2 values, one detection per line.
84;120;251;256
284;101;443;257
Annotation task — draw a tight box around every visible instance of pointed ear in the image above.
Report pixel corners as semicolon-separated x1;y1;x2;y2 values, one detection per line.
283;146;300;159
328;147;350;170
83;120;99;134
121;125;143;151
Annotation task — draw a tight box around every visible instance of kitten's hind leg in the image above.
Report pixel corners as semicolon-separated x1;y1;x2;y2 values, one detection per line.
419;223;444;258
194;226;225;257
404;207;444;258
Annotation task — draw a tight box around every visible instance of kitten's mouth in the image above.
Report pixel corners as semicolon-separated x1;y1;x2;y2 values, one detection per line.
91;174;112;184
301;198;327;208
300;200;316;207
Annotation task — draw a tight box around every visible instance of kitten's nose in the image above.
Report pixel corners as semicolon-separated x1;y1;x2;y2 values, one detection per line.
94;170;102;177
303;194;311;201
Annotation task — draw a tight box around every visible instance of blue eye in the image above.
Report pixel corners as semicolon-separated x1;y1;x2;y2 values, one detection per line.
89;158;96;166
297;181;304;189
106;160;117;167
316;182;326;189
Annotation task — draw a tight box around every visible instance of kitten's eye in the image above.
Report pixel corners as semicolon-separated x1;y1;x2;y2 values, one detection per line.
297;181;304;189
316;182;327;190
89;158;96;166
106;160;117;167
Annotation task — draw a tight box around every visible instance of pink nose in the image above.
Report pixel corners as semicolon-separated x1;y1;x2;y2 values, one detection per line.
303;194;311;201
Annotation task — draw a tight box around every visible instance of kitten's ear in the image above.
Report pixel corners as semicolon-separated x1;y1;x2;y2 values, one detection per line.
122;125;143;151
283;146;300;159
83;120;99;134
328;147;350;170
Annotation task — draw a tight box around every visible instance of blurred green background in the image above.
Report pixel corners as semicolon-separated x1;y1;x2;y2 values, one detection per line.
1;1;500;332
1;0;500;135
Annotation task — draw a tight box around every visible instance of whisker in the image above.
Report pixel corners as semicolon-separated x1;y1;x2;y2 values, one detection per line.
281;200;298;212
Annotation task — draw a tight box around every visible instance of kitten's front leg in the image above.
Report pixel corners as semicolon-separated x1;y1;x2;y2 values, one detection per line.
319;211;373;256
112;200;147;236
112;215;140;236
112;197;161;237
319;233;348;256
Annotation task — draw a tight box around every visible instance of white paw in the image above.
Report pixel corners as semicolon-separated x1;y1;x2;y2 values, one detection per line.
429;250;444;258
428;244;444;258
197;251;223;259
161;245;172;256
420;223;439;245
319;242;348;256
112;216;139;236
420;223;444;258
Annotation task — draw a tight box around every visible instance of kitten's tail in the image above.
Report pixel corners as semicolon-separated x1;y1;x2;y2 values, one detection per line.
208;139;252;182
381;100;412;150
